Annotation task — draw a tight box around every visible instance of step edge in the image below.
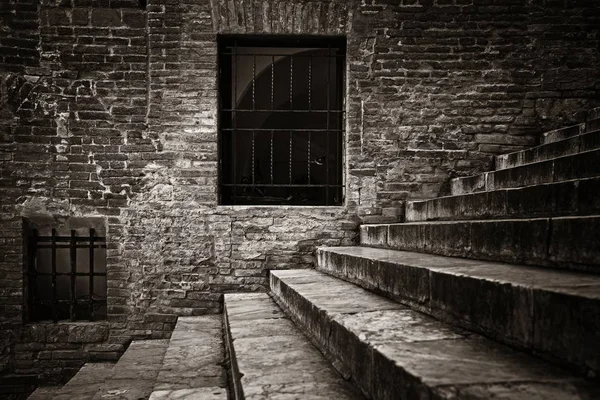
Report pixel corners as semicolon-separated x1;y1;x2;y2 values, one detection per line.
451;147;600;185
270;270;596;398
361;214;600;227
496;127;600;165
315;247;600;300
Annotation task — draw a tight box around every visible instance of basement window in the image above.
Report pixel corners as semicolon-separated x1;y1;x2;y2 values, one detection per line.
25;225;107;322
218;35;346;206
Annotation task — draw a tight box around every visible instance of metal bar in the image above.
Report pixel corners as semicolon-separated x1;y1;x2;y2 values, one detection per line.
222;183;343;188
70;230;76;321
308;132;311;185
270;130;274;184
252;130;255;184
309;55;312;111
29;229;38;321
220;52;345;58
89;229;95;321
289;131;293;184
289;55;293;110
325;44;331;206
34;236;107;242
32;272;107;277
221;109;345;113
271;55;275;110
51;229;57;322
252;55;256;110
222;128;343;132
232;41;238;205
36;244;107;249
336;52;342;199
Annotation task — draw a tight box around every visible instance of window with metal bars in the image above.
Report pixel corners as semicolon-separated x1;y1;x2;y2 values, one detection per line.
25;227;107;322
218;36;346;206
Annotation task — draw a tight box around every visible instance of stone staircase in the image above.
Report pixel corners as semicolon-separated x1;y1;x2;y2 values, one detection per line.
28;109;600;399
227;110;600;398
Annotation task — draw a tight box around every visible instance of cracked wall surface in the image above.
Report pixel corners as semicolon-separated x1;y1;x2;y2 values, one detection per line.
1;0;600;382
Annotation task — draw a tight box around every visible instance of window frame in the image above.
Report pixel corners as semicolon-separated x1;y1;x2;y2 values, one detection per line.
24;223;108;323
217;34;347;206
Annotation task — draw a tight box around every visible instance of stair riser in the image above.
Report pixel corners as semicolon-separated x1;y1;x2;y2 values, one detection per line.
361;216;600;272
270;274;425;400
496;130;599;170
223;304;246;400
451;149;600;195
407;177;600;222
316;249;600;376
541;117;600;145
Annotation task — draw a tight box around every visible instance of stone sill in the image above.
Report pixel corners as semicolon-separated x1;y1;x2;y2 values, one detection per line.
24;321;108;327
216;205;347;211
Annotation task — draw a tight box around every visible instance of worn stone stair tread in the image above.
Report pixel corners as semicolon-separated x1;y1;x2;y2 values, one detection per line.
270;269;600;400
224;293;362;400
360;215;600;272
91;340;169;400
26;385;62;400
542;113;600;144
450;148;600;195
316;246;600;375
406;176;600;221
149;315;227;400
27;363;114;400
496;128;600;170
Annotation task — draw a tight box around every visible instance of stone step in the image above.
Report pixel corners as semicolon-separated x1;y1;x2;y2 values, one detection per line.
450;148;600;196
149;315;228;400
361;215;600;273
91;340;168;400
27;386;62;400
316;246;600;377
224;293;361;400
270;269;600;400
542;112;600;145
496;128;600;170
28;363;114;400
406;177;600;221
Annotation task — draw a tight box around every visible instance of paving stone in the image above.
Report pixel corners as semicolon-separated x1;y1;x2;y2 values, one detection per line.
152;315;226;394
316;246;600;378
271;269;600;400
26;385;62;400
91;340;168;400
52;363;114;400
149;387;227;400
224;293;361;400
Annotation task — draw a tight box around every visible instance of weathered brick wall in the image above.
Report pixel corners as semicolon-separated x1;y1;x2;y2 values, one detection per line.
1;0;599;381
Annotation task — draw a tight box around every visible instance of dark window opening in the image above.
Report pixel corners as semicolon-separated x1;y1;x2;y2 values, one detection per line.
218;36;346;206
25;227;107;322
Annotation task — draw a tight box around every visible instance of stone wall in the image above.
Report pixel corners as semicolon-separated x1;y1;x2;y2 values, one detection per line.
1;0;599;381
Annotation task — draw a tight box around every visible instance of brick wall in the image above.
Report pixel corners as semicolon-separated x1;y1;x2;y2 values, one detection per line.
1;0;599;381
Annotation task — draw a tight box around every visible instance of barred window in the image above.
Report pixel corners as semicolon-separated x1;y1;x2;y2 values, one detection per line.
218;36;346;206
25;224;107;322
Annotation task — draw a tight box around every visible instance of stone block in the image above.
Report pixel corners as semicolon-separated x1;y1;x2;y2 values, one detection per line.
549;216;600;270
553;149;600;182
430;269;533;347
470;219;549;264
91;9;122;27
533;287;600;375
360;224;388;248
